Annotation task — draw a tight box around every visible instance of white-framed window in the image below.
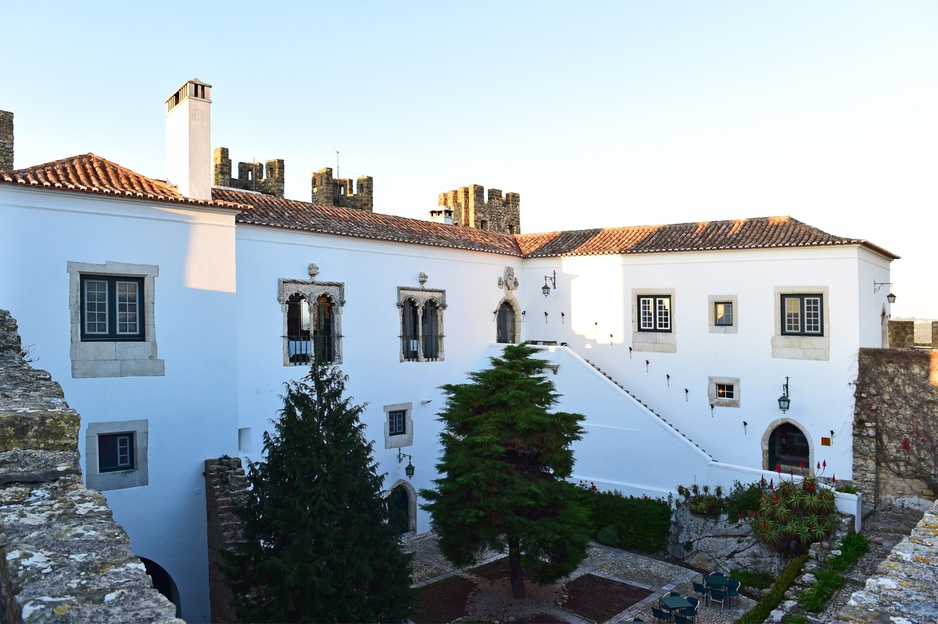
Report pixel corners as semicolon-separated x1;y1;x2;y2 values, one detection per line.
781;294;823;335
708;376;741;408
398;286;445;363
708;295;738;334
68;261;163;378
638;295;671;332
632;288;676;353
279;264;345;366
772;287;829;361
85;420;148;491
383;403;413;449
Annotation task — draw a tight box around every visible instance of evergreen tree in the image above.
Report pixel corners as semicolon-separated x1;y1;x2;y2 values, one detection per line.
420;343;591;599
226;362;412;623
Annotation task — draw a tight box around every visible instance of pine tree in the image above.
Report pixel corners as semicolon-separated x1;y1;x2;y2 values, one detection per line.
226;362;412;623
420;343;591;599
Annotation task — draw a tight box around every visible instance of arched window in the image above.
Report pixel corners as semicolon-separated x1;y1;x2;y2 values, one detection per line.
279;268;345;366
401;299;419;361
398;286;446;362
422;300;440;360
496;301;517;343
312;295;334;363
286;293;311;364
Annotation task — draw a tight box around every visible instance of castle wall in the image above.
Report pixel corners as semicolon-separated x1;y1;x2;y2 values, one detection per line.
0;110;12;171
0;309;180;623
311;167;373;211
437;184;520;234
214;147;285;197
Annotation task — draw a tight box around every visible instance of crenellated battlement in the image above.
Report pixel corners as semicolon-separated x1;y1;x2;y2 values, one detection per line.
311;167;373;212
213;147;285;197
437;184;520;234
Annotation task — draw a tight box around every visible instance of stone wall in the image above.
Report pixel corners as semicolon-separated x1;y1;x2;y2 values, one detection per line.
0;110;12;171
438;184;521;234
836;499;938;623
888;320;914;348
0;309;180;623
852;348;938;509
213;147;285;197
668;506;785;575
311;167;373;212
204;456;248;624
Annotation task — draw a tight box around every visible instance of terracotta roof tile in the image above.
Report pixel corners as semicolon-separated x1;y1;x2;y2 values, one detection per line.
216;187;523;256
515;216;899;260
0;154;247;211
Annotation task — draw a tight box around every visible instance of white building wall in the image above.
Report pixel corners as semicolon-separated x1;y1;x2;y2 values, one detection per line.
0;185;238;622
518;245;892;482
235;224;525;533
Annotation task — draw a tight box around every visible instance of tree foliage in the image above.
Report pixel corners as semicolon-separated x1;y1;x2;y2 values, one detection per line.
420;343;591;599
226;362;412;623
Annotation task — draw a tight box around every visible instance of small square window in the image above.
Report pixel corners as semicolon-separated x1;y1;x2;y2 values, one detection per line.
708;377;740;408
716;383;735;399
714;302;733;326
388;410;407;436
99;432;135;472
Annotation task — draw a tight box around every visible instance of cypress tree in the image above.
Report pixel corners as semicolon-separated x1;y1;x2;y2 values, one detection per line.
420;343;590;599
226;362;412;623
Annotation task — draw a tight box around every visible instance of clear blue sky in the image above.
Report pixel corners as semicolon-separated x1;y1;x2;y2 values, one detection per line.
5;2;937;317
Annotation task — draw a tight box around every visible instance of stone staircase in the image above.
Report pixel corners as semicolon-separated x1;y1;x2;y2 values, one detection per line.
584;358;712;458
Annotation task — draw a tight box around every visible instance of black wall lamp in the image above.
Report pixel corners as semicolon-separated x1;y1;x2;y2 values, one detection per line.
398;449;415;479
542;270;557;297
778;376;791;413
873;281;896;304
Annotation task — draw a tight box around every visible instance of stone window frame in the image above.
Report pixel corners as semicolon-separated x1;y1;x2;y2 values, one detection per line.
383;403;413;449
771;286;830;361
708;376;741;408
397;284;446;363
632;288;676;353
85;419;149;491
68;261;164;379
709;295;738;334
278;264;345;366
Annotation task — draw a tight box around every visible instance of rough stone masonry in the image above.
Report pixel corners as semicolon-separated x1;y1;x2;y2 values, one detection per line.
0;309;180;623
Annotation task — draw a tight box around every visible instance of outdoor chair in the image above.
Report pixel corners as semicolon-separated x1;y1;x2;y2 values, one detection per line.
651;606;672;623
692;581;710;606
673;614;693;624
709;588;727;611
727;578;741;606
682;597;699;623
710;571;725;578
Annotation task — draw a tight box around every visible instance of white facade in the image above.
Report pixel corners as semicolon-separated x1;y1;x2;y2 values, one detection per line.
0;84;896;621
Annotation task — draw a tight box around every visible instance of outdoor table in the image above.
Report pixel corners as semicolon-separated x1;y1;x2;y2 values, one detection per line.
705;575;731;587
659;595;692;611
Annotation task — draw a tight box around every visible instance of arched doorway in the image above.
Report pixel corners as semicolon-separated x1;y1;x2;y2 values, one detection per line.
387;481;417;534
139;557;181;617
765;421;811;474
496;300;517;344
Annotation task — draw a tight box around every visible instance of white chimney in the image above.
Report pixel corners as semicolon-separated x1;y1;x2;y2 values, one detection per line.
429;207;454;225
165;78;212;200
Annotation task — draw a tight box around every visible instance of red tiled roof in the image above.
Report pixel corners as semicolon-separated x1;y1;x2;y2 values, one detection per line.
515;216;899;260
0;154;247;211
216;187;523;256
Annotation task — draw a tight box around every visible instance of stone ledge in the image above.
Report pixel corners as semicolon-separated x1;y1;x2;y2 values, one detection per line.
0;449;80;485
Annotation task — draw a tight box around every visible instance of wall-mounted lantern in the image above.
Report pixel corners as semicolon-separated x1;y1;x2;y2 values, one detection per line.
874;281;896;304
398;449;415;479
542;271;557;297
777;376;791;413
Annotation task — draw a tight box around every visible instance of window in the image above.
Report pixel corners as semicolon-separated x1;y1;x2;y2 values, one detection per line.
638;295;671;332
68;261;163;378
781;294;823;335
398;286;445;362
383;403;413;449
99;432;135;472
496;300;518;344
714;302;733;326
772;287;829;361
388;410;406;436
279;265;344;365
708;376;740;408
80;276;145;341
85;420;148;491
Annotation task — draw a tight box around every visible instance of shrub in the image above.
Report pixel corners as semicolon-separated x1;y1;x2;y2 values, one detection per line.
729;568;774;590
751;475;837;554
581;487;671;552
797;533;868;612
724;480;763;523
835;483;858;494
735;555;808;624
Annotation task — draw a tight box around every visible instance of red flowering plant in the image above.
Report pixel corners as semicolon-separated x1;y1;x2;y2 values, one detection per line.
750;461;837;554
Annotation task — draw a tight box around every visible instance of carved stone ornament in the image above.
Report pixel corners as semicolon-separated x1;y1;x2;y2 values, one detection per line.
418;272;428;288
498;267;519;291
